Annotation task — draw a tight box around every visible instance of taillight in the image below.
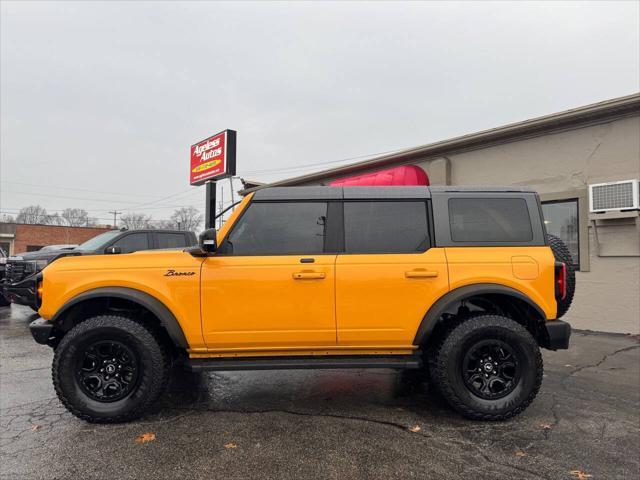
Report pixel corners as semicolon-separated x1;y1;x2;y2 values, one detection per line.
555;262;567;301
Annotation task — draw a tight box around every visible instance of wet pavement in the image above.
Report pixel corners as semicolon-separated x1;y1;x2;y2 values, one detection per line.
1;304;639;480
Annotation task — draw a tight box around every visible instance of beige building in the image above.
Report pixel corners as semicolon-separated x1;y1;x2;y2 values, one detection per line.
242;93;640;334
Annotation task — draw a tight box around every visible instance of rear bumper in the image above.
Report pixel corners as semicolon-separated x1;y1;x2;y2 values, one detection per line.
29;318;54;345
543;319;571;350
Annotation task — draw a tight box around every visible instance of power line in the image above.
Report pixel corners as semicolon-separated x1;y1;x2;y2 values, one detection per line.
0;181;170;200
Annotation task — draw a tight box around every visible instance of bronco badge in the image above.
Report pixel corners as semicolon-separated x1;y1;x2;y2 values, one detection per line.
164;270;195;277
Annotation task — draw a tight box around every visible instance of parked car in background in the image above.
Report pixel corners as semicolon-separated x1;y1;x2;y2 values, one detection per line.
0;247;9;307
2;229;197;310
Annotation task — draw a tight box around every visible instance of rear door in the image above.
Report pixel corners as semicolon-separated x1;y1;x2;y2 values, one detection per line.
335;200;449;347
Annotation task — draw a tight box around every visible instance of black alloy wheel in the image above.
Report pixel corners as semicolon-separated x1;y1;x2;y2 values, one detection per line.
462;340;520;400
53;315;170;423
429;314;543;421
76;340;139;402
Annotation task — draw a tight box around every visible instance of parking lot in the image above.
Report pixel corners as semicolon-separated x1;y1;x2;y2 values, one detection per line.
0;305;638;480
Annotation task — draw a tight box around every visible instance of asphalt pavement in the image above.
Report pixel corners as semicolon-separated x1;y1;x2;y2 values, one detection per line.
1;304;639;480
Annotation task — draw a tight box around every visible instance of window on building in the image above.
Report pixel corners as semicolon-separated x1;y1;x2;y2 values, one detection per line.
449;198;533;243
224;202;328;255
112;233;150;253
156;233;188;249
0;241;11;255
343;201;429;253
542;199;579;267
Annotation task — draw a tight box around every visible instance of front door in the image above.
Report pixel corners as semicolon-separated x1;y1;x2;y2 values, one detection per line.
200;201;338;350
335;200;449;347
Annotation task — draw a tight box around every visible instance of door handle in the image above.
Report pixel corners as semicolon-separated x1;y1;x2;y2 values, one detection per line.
292;272;326;280
405;270;439;279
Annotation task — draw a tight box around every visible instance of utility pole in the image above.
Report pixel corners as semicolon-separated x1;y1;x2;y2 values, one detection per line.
109;210;122;229
229;177;235;211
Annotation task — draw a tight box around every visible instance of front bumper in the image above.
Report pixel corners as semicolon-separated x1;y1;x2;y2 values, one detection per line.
2;275;38;309
543;319;571;350
29;318;54;345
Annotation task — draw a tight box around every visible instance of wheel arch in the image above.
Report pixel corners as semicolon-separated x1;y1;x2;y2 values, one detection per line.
414;283;547;346
51;287;188;349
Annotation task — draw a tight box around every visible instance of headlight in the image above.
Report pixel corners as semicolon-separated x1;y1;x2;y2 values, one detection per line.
35;260;49;271
0;258;6;265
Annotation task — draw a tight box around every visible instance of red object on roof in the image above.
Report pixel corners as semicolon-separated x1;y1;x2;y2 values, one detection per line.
329;165;429;187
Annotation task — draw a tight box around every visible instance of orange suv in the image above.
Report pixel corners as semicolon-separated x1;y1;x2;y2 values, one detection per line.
29;186;574;423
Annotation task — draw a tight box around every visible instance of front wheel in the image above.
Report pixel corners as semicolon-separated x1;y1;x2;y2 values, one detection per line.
430;314;543;421
52;315;170;423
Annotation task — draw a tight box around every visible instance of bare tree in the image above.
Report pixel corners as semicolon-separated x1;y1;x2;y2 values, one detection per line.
0;213;15;223
169;207;203;232
61;208;90;227
16;205;49;224
46;213;65;226
120;212;153;230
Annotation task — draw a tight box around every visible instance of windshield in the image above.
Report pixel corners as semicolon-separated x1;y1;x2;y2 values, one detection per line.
75;231;122;252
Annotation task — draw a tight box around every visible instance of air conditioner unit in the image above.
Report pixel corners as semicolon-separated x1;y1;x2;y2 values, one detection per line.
589;179;639;213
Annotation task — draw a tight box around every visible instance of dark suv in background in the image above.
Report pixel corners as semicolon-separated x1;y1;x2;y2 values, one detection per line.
1;229;197;310
0;247;9;306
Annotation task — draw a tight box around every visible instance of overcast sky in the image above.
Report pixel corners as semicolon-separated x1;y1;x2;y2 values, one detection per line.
1;1;638;225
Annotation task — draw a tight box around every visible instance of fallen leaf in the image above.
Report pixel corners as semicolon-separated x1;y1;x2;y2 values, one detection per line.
569;471;593;479
30;425;42;432
408;425;421;433
224;442;237;449
538;423;553;430
514;449;527;457
135;432;156;444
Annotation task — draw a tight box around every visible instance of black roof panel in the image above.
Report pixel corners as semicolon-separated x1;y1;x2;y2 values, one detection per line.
252;185;534;201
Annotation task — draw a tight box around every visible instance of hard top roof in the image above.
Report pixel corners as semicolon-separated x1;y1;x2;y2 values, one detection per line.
252;186;536;201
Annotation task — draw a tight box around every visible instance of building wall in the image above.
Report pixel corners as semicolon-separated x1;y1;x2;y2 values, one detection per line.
8;224;111;255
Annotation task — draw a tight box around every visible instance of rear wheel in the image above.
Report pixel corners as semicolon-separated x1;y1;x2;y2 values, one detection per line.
547;234;576;318
52;315;170;423
430;314;542;420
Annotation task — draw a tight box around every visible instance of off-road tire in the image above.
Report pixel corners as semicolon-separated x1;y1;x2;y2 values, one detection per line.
52;315;170;423
547;233;576;318
431;314;543;421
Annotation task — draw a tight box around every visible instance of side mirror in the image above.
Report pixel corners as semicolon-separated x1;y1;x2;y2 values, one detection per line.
199;228;217;254
104;246;122;255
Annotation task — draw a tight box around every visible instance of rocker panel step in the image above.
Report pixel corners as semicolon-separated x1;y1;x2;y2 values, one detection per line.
186;355;423;372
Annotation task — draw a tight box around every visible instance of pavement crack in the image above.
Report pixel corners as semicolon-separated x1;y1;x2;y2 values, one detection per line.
567;344;640;377
179;406;429;436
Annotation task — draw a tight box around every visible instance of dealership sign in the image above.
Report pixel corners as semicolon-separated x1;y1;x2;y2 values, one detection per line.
190;130;236;185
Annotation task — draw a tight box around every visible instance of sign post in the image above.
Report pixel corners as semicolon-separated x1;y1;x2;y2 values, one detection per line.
190;129;236;229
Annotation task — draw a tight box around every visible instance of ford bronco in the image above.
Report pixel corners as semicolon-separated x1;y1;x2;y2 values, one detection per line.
29;186;574;423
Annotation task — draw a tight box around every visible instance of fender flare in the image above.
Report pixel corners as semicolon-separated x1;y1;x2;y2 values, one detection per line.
413;283;547;345
51;287;188;348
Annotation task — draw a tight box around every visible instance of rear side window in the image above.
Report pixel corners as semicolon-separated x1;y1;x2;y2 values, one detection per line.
224;202;328;255
156;233;187;249
344;201;429;254
112;233;150;253
449;198;533;243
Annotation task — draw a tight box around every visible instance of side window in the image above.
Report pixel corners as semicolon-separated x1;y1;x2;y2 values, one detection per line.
344;201;429;254
449;198;533;243
542;199;579;267
224;202;328;255
156;233;187;249
112;233;149;253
